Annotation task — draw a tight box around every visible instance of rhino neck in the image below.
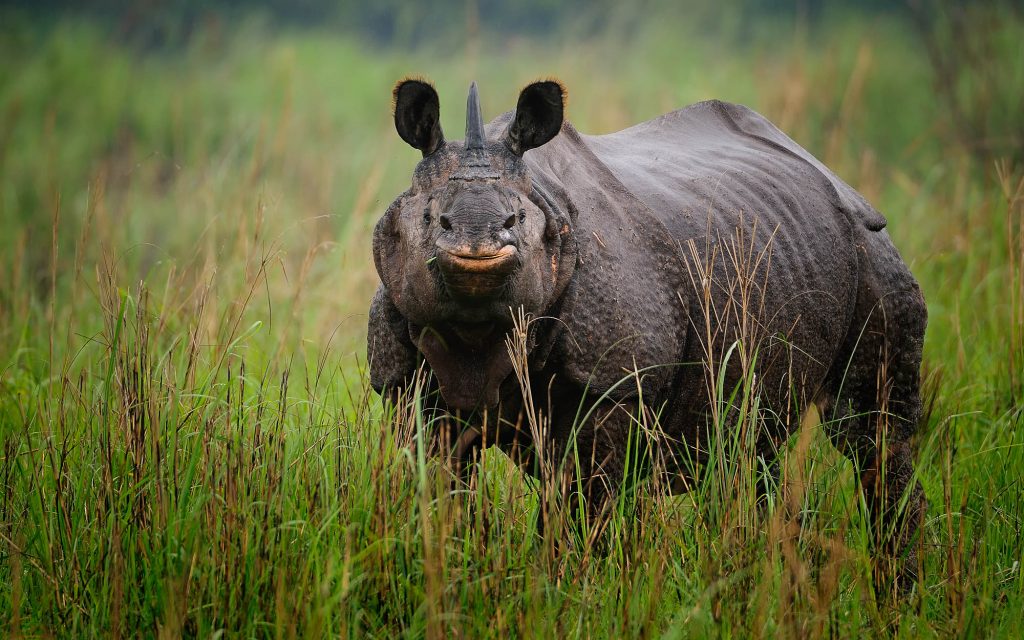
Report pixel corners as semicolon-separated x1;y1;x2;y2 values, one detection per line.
527;178;579;305
412;321;527;411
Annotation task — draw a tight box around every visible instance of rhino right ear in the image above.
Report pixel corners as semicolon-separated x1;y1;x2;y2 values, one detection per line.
393;78;445;156
505;80;566;156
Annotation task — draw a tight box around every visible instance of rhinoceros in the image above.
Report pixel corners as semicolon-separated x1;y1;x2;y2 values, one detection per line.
368;78;926;568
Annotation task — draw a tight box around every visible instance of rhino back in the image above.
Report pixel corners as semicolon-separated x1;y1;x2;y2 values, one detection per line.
583;99;886;233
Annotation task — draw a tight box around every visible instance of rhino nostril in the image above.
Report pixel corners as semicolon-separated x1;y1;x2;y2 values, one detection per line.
503;214;516;229
439;214;452;231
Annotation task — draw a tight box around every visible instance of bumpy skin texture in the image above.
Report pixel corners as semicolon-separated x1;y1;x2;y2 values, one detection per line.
370;86;927;583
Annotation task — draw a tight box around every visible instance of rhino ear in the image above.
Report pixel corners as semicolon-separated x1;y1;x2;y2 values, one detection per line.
505;80;566;156
393;78;445;156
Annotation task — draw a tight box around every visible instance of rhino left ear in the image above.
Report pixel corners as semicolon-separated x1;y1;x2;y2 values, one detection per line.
505;80;566;156
394;78;445;156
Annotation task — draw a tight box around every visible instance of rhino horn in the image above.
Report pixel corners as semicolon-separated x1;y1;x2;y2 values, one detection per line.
465;81;485;151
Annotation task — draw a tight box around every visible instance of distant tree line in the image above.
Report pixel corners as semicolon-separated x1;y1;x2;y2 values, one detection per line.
3;0;916;49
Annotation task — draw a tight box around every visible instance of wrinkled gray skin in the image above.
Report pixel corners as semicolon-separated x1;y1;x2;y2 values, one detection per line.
369;79;927;585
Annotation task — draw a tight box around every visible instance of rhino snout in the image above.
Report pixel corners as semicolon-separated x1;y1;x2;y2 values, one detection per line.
435;244;518;300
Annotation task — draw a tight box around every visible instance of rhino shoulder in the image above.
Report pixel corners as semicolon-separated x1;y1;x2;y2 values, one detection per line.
547;252;690;401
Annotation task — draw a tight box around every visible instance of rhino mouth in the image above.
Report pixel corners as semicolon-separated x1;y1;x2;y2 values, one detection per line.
436;245;518;300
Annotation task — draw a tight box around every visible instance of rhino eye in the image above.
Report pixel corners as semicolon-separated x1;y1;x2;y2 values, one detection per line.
422;208;431;224
518;209;526;224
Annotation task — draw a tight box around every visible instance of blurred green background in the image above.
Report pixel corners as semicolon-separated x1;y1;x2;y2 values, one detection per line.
1;1;1022;637
2;0;1020;362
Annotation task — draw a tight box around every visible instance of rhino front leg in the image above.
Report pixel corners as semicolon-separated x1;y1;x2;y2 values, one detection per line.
541;398;644;543
367;286;418;398
439;405;537;490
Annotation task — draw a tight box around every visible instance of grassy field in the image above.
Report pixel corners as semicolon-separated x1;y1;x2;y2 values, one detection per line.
1;6;1023;637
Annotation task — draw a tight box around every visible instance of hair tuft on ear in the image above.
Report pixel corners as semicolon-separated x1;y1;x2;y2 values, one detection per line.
530;77;568;110
392;75;434;115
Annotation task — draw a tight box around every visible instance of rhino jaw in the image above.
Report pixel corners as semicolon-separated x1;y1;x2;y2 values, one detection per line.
436;244;518;300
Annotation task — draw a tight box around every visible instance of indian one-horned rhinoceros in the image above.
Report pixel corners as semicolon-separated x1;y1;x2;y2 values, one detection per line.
368;78;927;574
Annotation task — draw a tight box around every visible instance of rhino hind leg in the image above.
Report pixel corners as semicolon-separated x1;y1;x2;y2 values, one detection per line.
820;270;928;595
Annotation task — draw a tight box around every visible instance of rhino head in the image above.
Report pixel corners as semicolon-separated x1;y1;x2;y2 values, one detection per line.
373;79;577;410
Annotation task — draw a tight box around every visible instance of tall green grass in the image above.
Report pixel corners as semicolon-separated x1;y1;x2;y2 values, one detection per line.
2;7;1023;637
